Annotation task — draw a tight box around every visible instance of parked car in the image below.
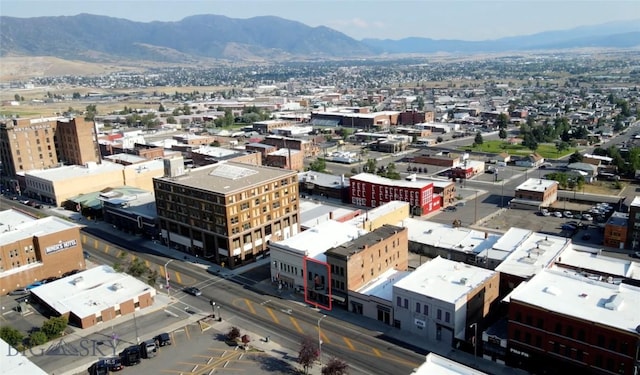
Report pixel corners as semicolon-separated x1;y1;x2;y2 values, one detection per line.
562;224;577;231
553;211;563;218
154;333;172;347
104;357;123;372
8;288;29;296
582;214;593;221
581;234;592;240
563;211;573;218
183;287;202;296
540;209;550;217
632;252;640;259
88;360;109;375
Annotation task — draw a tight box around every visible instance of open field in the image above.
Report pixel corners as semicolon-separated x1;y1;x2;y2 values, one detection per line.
459;140;576;159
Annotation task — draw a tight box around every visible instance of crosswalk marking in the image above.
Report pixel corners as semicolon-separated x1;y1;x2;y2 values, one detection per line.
266;307;280;324
289;316;303;333
343;337;354;350
244;299;256;314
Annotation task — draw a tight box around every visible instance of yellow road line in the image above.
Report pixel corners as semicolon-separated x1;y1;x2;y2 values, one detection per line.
266;307;280;324
93;239;98;248
244;299;256;314
145;260;150;268
82;235;86;244
289;317;303;333
372;347;382;357
104;245;110;253
170;331;177;346
159;267;166;278
185;325;191;340
175;272;182;284
317;328;329;344
343;337;354;350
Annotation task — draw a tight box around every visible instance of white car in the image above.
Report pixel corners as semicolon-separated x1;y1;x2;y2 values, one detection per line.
554;211;563;218
541;210;551;217
563;211;573;218
582;214;593;221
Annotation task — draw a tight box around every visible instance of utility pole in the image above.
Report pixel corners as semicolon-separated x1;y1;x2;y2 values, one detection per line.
164;259;174;297
318;315;327;366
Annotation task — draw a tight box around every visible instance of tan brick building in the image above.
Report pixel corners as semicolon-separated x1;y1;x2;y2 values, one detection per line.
325;225;408;305
154;162;300;268
0;117;99;179
0;210;85;294
265;149;304;171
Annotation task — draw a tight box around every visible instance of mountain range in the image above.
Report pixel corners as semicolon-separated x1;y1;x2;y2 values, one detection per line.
1;14;639;63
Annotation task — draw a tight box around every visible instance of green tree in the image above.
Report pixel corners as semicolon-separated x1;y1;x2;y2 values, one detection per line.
147;269;158;287
85;104;97;121
308;158;326;172
41;316;68;339
128;258;149;277
72;92;81;99
568;151;583;164
496;113;509;129
415;96;425;110
363;159;377;174
158;103;166;112
498;128;507;139
0;326;24;347
29;330;48;346
474;131;483;145
14;94;21;101
384;162;401;180
166;116;176;124
436;136;443;143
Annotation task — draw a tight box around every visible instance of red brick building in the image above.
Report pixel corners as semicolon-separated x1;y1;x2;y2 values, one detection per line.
506;269;639;375
349;173;440;216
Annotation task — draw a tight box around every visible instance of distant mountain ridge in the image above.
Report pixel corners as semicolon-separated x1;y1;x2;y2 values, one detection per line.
1;14;639;62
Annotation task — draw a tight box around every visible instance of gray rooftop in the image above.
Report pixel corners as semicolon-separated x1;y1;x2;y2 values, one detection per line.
326;224;404;260
156;161;297;194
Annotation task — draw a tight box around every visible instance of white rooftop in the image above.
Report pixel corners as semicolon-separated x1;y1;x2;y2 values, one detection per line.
0;213;81;247
411;353;487;375
0;209;36;233
269;148;301;156
394;256;496;305
494;228;569;279
299;199;357;229
400;219;500;256
356;268;411;301
515;178;557;193
556;245;640;281
351;173;433;189
26;161;124;182
104;153;147;164
346;201;409;229
631;196;640;208
271;220;366;260
506;268;640;334
31;265;156;319
192;145;238;158
0;338;48;375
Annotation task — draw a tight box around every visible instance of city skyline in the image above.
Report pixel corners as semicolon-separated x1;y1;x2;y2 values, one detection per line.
2;0;640;41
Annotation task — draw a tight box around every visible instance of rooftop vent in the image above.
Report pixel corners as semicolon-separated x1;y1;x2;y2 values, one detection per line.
604;294;623;311
543;286;561;296
73;276;84;285
111;283;123;291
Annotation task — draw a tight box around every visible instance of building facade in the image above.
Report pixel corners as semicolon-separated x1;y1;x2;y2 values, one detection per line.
0;117;99;180
350;173;440;216
0;210;85;294
626;196;640;250
154;162;300;268
325;225;409;309
603;212;628;249
511;178;558;209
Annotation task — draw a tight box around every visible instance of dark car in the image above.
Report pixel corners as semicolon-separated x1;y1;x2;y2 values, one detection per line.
154;333;172;347
183;287;202;296
581;234;592;240
8;288;29;296
88;360;109;375
104;357;123;371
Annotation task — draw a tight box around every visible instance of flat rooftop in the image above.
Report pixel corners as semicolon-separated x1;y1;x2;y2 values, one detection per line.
494;228;569;279
411;353;487;375
555;246;640;281
394;256;496;305
299;200;357;229
506;268;640;334
31;265;156;319
104;153;147;164
155;161;296;194
192;145;239;158
298;171;348;188
269;148;301;156
0;209;37;233
355;268;411;301
326;225;405;260
26;161;124;182
351;173;433;189
0;338;48;374
271;220;366;260
401;219;500;257
515;178;557;193
0;214;81;247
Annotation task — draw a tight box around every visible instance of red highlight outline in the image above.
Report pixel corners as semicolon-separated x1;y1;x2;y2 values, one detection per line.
303;256;332;311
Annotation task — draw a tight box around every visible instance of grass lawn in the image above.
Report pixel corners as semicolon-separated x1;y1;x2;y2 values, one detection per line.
459;140;576;159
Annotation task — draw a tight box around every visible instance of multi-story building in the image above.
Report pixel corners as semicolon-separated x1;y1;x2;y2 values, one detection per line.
626;196;640;250
154;162;300;268
265;149;304;171
0;209;85;294
350;173;440;216
510;178;558;209
325;225;409;307
261;135;320;157
603;212;628;249
392;256;499;347
0;117;99;180
506;268;640;375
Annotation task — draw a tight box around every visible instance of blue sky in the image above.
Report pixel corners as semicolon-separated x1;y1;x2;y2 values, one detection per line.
2;0;639;40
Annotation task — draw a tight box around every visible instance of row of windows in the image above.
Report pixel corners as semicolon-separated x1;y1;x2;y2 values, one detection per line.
396;297;450;323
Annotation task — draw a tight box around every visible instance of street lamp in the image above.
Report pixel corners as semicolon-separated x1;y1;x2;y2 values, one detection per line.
318;315;327;366
217;305;221;322
470;323;478;358
209;300;216;318
164;259;174;296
